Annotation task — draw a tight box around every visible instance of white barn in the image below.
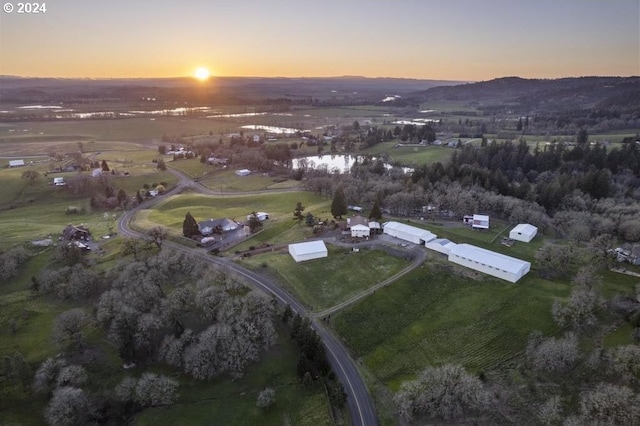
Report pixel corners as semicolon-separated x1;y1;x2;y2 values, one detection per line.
383;221;437;245
289;240;328;263
425;238;458;255
448;243;530;283
509;224;538;243
351;224;370;238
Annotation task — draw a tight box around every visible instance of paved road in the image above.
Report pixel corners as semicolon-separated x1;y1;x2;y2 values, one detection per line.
118;170;379;426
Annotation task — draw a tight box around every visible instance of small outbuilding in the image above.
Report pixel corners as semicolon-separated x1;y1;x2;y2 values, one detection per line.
472;214;490;230
288;240;328;263
350;224;370;238
383;221;437;245
509;224;538;243
235;169;251;176
247;212;269;221
9;159;25;167
53;177;66;186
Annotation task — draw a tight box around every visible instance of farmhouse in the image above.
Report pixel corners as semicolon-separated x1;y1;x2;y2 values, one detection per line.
425;238;458;255
288;240;328;263
448;243;530;283
235;169;251;176
471;214;490;230
62;224;91;241
9;159;25;167
246;212;269;221
346;215;368;228
509;223;538;243
383;221;437;245
198;218;239;235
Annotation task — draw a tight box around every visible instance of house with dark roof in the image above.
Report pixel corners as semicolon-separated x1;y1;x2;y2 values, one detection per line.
62;224;91;241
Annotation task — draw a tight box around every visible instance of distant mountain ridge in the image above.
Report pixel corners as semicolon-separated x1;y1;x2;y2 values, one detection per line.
0;75;468;105
411;76;640;112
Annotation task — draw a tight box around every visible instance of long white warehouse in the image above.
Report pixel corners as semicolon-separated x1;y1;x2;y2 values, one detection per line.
448;243;531;283
383;221;437;245
288;240;328;263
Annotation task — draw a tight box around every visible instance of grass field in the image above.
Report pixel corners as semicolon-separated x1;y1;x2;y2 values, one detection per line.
332;264;567;389
363;143;454;166
240;245;411;311
0;161;176;249
133;191;330;239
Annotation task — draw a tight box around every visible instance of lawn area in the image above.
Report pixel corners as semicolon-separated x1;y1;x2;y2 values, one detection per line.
332;264;567;390
240;245;411;311
134;191;330;238
363;143;453;166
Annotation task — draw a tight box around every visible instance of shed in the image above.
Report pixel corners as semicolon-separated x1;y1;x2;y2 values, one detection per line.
289;240;328;263
368;221;381;233
92;168;103;178
247;212;269;221
351;224;370;238
509;224;538;243
425;238;458;255
53;177;66;186
472;214;490;230
9;159;25;167
383;221;437;245
448;243;530;283
235;169;251;176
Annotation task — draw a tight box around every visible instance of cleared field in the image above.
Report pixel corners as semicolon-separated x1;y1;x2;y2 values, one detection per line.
0;117;236;142
363;143;453;166
332;265;567;390
241;245;411;311
135;191;330;237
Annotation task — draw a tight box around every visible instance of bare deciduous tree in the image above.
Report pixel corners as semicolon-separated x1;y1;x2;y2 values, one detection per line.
526;333;579;374
45;386;90;426
393;364;491;421
256;387;275;409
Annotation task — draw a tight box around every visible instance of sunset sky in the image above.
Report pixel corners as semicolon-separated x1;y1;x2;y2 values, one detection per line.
1;0;638;81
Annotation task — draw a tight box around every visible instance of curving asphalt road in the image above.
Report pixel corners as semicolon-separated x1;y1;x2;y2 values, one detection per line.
117;168;378;426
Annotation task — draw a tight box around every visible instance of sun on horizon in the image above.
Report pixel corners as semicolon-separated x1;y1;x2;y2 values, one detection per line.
193;67;211;81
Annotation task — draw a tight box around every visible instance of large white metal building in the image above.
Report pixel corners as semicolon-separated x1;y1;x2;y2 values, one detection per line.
288;240;328;263
382;221;437;245
448;243;531;283
509;224;538;243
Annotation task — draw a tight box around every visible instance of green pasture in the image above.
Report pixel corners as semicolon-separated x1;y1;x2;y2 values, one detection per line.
332;265;567;390
133;191;330;238
134;337;332;426
0;117;238;142
200;169;300;193
363;143;453;166
240;246;411;311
